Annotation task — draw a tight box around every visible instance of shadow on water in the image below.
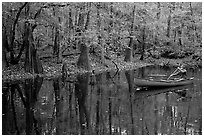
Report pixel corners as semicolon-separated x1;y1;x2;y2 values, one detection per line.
2;66;202;135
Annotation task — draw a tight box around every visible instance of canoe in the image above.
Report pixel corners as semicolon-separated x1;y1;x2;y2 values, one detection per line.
134;85;190;97
134;78;194;88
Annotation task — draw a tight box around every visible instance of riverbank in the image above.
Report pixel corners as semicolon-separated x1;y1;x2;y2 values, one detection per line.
2;54;201;82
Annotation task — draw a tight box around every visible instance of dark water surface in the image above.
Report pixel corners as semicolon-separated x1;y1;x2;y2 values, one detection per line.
2;66;202;135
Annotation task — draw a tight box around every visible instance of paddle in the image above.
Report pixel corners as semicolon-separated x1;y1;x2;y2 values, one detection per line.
167;68;179;80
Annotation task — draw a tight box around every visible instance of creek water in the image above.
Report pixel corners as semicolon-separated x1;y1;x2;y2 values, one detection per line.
2;65;202;135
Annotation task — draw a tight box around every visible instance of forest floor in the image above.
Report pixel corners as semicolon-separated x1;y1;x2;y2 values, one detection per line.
2;53;201;82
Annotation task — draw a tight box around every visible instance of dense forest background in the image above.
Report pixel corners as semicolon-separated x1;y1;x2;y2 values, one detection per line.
2;2;202;76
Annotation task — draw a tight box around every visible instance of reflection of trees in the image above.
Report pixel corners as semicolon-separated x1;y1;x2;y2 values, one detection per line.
75;73;90;134
2;76;43;135
131;80;201;135
116;72;122;135
2;68;201;135
95;73;103;134
24;77;43;134
10;85;20;134
53;78;62;134
125;70;135;134
68;82;75;133
105;72;112;134
2;84;10;134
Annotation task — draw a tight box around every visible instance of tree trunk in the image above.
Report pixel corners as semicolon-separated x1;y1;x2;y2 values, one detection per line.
189;2;196;43
97;3;105;64
69;7;73;30
76;3;91;70
9;2;28;64
2;30;9;69
24;22;43;74
178;4;184;46
84;2;91;30
24;23;32;73
124;5;136;62
53;27;61;63
166;3;175;46
178;24;184;46
78;5;85;31
140;26;145;60
77;43;90;70
124;47;133;62
52;7;62;64
166;14;171;38
156;2;161;19
173;29;176;42
106;2;114;55
2;45;8;69
167;3;174;38
33;48;43;74
125;70;134;93
154;2;161;45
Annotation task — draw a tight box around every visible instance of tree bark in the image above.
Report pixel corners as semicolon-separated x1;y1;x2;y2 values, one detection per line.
140;26;145;60
24;22;43;74
33;48;43;74
78;5;85;31
53;27;59;58
77;43;90;70
178;4;184;46
76;3;91;70
97;3;105;64
166;3;175;46
178;24;184;46
166;15;171;38
154;2;161;45
52;7;62;63
84;2;91;30
2;29;9;69
124;5;136;62
189;2;197;43
68;7;73;30
124;47;133;62
166;3;174;38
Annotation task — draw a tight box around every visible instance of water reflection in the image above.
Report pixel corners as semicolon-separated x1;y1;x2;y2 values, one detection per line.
2;76;43;135
75;73;90;134
24;77;43;135
125;70;135;134
2;66;202;135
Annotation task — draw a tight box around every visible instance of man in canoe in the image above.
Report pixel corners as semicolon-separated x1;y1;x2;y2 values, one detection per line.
167;64;187;80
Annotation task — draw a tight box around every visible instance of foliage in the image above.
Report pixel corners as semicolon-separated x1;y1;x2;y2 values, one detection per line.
2;2;202;74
